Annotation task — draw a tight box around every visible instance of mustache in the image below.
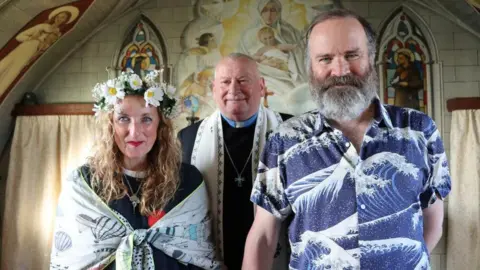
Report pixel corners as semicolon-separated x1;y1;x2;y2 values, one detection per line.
313;73;366;92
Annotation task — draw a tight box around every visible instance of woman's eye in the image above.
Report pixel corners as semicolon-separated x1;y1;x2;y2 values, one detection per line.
142;117;152;123
118;116;129;122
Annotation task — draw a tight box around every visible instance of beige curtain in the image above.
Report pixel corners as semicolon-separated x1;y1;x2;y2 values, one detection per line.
1;115;95;270
446;110;480;270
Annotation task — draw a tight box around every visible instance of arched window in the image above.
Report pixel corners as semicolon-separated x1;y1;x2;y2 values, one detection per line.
116;16;170;82
378;10;432;114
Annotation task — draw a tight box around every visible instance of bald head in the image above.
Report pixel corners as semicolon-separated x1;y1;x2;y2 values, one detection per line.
212;53;265;121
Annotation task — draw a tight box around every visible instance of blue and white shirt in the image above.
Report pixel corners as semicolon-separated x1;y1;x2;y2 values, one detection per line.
251;100;451;270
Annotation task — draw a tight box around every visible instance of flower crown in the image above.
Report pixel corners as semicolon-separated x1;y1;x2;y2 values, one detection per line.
92;70;179;118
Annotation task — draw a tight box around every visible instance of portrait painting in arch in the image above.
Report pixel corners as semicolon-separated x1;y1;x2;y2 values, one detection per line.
117;18;171;82
174;0;340;128
0;0;95;105
378;11;432;114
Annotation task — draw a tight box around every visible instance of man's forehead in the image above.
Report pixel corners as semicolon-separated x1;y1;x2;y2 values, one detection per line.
309;17;367;48
216;59;257;77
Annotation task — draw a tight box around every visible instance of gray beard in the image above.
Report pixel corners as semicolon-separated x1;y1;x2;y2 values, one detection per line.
309;69;379;121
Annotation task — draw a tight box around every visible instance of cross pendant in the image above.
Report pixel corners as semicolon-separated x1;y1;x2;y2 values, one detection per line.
234;176;245;187
130;195;140;211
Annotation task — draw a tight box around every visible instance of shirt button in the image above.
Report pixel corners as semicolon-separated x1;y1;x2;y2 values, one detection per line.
345;142;350;148
360;204;366;210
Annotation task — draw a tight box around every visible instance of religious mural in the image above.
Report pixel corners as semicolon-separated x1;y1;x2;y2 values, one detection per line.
0;0;95;105
117;18;170;82
174;0;339;127
466;0;480;13
379;12;431;114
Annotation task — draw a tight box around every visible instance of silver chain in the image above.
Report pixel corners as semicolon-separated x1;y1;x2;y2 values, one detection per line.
223;139;253;178
124;176;142;198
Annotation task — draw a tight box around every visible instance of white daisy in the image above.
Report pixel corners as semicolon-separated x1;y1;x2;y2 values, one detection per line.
144;87;164;107
92;104;103;117
102;80;125;105
92;83;103;101
129;73;143;90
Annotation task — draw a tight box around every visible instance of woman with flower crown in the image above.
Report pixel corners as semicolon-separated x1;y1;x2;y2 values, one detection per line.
50;70;221;270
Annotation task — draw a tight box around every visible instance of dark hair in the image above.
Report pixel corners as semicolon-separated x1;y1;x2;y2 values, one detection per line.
304;9;377;76
197;33;214;47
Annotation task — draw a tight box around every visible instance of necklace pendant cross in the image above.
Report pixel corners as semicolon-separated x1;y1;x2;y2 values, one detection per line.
234;176;245;187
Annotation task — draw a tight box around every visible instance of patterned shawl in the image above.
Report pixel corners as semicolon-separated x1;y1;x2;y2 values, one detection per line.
50;167;221;270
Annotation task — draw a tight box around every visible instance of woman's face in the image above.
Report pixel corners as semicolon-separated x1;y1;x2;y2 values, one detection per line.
113;95;160;167
261;2;279;26
54;12;69;25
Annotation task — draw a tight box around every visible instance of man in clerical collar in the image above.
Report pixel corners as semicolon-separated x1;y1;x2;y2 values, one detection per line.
178;53;291;270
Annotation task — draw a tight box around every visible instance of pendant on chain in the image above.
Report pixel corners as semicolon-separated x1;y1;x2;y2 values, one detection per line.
234;175;245;187
129;194;140;210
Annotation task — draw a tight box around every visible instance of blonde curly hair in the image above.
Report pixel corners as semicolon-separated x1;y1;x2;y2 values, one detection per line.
87;108;181;216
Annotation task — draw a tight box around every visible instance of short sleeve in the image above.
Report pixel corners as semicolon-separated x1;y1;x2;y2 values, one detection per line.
419;119;452;209
250;134;292;220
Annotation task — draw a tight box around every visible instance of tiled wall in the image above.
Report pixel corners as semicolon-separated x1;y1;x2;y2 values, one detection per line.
36;1;480;269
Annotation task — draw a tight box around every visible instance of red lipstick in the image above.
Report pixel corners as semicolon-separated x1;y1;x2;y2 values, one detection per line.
127;141;143;147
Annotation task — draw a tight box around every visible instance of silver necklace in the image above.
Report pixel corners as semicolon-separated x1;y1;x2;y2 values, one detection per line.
124;177;142;210
223;140;253;187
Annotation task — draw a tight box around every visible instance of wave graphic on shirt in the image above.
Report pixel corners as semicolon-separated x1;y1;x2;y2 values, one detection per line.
290;214;360;270
289;150;420;215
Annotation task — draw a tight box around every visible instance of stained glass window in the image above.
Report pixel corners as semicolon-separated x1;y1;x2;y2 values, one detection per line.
381;13;430;113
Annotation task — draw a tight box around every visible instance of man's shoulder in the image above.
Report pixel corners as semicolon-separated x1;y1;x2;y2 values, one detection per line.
178;120;203;134
382;104;436;133
268;110;320;142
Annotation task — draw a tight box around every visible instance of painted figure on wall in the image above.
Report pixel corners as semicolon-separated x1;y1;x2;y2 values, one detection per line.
118;22;164;79
0;0;94;105
391;48;423;110
253;26;297;72
382;13;429;113
237;0;307;95
177;32;221;119
174;0;338;127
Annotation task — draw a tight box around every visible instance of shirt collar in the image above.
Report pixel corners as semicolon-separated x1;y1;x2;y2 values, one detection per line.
221;112;258;128
122;168;146;178
373;97;394;129
312;97;393;136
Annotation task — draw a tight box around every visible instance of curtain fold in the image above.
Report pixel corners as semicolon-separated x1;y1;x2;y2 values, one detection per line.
446;110;480;270
1;115;95;270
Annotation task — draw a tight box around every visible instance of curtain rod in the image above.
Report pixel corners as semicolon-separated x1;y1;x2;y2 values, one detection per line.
11;103;95;116
447;98;480;112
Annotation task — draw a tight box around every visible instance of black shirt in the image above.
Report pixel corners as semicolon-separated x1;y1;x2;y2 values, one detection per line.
221;118;256;270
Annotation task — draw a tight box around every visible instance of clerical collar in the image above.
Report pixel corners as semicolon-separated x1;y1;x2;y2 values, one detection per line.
122;168;146;178
221;112;258;128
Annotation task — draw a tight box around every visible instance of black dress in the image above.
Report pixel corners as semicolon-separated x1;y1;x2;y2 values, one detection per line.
81;163;205;270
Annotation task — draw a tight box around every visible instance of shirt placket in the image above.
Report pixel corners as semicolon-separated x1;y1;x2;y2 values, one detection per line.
338;122;376;269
